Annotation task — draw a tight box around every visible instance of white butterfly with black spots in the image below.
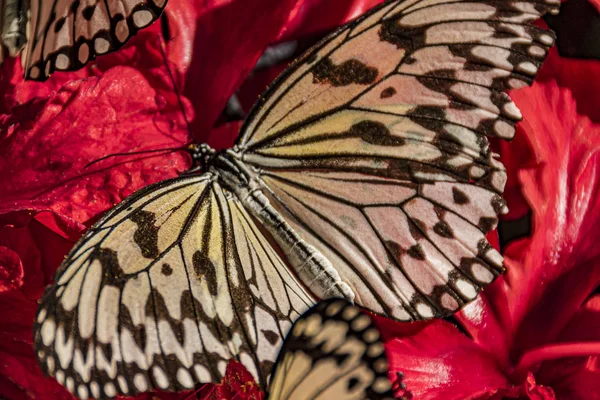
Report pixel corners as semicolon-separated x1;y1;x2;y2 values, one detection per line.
34;0;558;398
0;0;167;80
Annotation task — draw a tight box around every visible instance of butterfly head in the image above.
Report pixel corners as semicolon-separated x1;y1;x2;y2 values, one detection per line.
188;143;217;171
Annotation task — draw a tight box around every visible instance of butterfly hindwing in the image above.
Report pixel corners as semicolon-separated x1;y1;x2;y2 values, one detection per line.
268;299;395;400
23;0;168;80
34;174;314;398
236;0;557;320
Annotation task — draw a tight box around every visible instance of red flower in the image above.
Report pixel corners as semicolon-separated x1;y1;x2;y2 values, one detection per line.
378;49;600;400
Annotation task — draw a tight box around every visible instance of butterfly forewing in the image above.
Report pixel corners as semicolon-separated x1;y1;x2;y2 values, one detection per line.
22;0;168;80
236;0;557;320
268;299;396;400
34;174;314;398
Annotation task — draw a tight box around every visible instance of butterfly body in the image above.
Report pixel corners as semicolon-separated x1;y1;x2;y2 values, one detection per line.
207;147;355;301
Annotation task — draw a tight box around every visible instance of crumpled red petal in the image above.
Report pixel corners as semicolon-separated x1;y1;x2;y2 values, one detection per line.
0;212;77;299
277;0;383;42
183;0;303;141
382;320;512;400
0;67;191;225
536;48;600;122
534;294;600;400
502;78;600;352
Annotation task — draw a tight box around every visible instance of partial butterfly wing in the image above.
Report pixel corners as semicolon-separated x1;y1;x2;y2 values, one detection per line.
22;0;167;80
1;0;28;59
34;174;314;398
268;299;395;400
237;0;558;321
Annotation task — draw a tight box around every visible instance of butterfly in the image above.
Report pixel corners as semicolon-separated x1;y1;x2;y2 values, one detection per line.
267;299;398;400
34;0;558;398
0;0;167;80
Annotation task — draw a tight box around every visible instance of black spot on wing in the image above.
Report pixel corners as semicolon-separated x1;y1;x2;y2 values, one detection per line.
491;195;507;214
452;187;470;205
161;263;173;276
313;57;378;87
69;0;80;14
192;250;218;296
380;86;397;99
95;248;124;282
262;330;280;346
407;244;426;260
350;120;405;146
478;216;498;232
433;221;454;238
130;210;160;259
54;18;66;33
82;5;96;20
348;377;360;390
379;18;413;49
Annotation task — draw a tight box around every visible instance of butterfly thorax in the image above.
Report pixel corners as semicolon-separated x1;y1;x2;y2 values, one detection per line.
211;149;269;213
188;143;256;191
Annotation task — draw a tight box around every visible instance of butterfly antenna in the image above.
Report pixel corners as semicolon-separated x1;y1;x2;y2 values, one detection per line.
82;146;191;170
159;13;194;140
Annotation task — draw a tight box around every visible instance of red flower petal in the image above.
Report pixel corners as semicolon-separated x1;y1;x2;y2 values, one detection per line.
0;212;77;299
455;282;513;368
536;48;600;122
0;211;76;400
277;0;383;42
0;67;191;225
534;294;600;399
383;320;512;400
183;0;303;141
206;121;244;151
503;74;600;352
